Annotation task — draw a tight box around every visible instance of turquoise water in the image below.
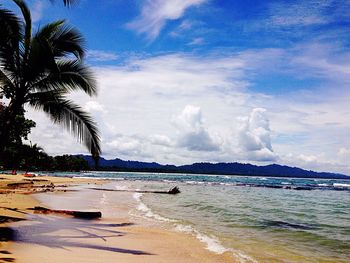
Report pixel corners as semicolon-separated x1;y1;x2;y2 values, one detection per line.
46;172;350;262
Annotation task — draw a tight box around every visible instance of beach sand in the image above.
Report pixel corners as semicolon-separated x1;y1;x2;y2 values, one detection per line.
0;174;235;263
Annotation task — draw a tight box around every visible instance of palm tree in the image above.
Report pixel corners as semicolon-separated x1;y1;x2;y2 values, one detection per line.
0;0;101;162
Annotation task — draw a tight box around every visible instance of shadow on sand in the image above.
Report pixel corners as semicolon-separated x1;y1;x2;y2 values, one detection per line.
9;215;154;256
0;227;16;262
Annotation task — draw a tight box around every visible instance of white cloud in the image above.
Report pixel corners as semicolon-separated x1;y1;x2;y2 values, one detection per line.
87;50;118;62
106;137;146;157
337;148;350;166
173;105;220;151
188;37;204;45
84;101;107;113
289;43;350;82
338;147;350;157
268;2;328;27
238;108;277;161
24;47;350;174
297;153;319;163
149;134;172;146
127;0;206;39
169;19;201;38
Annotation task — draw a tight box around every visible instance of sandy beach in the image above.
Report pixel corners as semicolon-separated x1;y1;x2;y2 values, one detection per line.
0;174;235;263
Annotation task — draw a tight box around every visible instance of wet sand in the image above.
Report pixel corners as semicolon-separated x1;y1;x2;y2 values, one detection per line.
0;174;236;263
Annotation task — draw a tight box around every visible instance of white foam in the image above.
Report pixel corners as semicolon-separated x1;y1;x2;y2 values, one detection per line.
162;180;177;183
232;251;259;263
196;232;230;254
174;224;194;233
132;193;175;222
185;181;205;185
175;224;229;254
73;176;125;180
174;224;258;262
317;183;328;187
333;183;350;188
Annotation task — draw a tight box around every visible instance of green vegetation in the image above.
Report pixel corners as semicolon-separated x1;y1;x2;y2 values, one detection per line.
1;153;89;172
0;0;101;169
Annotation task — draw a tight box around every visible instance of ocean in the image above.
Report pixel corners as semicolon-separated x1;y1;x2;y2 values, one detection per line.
42;171;350;262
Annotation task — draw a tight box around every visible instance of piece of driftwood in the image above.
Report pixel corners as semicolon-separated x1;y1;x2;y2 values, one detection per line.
7;182;33;188
29;206;102;219
90;186;181;195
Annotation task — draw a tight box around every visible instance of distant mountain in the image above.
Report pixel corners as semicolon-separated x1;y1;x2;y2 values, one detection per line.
78;155;350;180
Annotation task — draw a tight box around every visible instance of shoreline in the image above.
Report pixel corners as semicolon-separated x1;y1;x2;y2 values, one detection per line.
0;174;236;263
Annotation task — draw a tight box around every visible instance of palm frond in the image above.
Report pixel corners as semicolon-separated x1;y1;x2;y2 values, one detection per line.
34;20;85;60
25;21;88;86
29;92;101;158
29;59;97;96
0;7;22;75
12;0;32;58
0;67;15;97
0;7;22;44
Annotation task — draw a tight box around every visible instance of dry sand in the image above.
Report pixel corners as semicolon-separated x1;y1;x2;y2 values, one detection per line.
0;174;236;263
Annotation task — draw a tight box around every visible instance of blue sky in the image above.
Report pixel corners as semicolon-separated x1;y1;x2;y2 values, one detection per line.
2;0;350;174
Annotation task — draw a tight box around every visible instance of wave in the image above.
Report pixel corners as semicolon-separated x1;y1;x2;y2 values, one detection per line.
129;182;259;262
162;179;177;183
131;192;256;261
132;193;175;222
333;183;350;188
174;224;229;254
73;176;125;181
174;224;258;262
317;183;329;187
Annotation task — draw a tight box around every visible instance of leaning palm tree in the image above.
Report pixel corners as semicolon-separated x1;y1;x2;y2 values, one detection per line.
0;0;101;162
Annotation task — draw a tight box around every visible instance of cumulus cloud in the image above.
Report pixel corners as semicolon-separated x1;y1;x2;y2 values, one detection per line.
127;0;206;39
238;108;277;161
173;105;220;151
105;136;149;158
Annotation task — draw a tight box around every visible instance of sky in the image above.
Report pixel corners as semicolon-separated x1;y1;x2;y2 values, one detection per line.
2;0;350;174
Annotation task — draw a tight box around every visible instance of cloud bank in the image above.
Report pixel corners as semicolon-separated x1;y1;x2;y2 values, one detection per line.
25;47;350;174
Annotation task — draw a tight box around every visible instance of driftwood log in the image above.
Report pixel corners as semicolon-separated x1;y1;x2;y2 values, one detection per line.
90;186;181;195
29;206;102;219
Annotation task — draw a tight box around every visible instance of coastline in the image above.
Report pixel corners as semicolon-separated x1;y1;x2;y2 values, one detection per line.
0;174;236;263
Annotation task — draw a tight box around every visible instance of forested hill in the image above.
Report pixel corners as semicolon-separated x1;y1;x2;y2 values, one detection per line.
79;155;349;180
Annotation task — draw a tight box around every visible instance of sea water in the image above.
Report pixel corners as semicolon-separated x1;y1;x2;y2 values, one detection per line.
44;171;350;262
